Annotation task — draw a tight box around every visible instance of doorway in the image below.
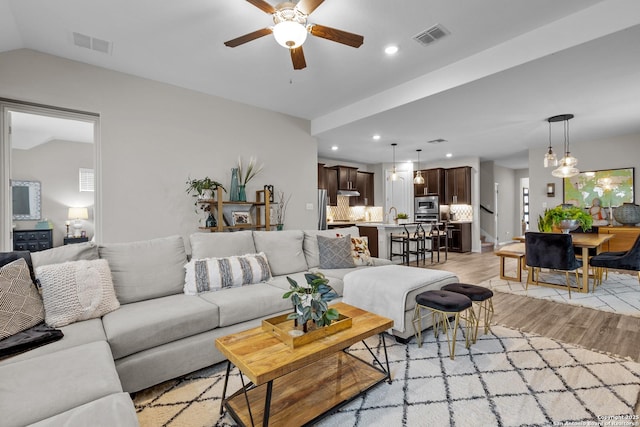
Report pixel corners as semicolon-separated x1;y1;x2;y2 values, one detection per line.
0;100;101;251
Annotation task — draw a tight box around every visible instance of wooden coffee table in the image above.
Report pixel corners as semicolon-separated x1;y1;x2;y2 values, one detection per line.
215;302;394;427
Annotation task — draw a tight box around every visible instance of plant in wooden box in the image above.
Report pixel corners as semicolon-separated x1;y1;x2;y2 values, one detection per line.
538;204;593;233
283;273;340;335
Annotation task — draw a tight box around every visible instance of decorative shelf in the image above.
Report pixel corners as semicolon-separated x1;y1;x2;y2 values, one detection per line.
197;187;271;232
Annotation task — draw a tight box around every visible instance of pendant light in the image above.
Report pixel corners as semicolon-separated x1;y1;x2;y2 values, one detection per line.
413;149;425;184
390;143;398;181
543;117;558;168
550;114;579;178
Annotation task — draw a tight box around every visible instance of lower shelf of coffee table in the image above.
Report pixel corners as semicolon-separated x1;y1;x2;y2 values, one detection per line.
225;351;387;427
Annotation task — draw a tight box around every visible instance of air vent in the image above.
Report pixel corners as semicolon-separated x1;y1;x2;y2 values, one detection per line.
427;138;447;144
72;32;113;55
413;24;449;46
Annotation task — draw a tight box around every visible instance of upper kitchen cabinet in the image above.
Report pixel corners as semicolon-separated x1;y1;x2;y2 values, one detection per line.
317;163;327;189
414;168;445;198
445;166;471;205
325;167;338;206
351;171;374;206
330;166;359;191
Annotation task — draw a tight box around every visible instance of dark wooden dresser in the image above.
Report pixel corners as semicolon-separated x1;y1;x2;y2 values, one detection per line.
13;229;53;252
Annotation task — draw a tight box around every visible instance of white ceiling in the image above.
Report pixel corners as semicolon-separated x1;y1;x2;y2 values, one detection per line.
10;112;94;150
1;0;639;168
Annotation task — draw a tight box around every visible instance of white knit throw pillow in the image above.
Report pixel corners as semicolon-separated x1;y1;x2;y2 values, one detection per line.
35;259;120;328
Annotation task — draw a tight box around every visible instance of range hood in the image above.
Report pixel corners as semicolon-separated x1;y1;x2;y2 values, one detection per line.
337;189;360;197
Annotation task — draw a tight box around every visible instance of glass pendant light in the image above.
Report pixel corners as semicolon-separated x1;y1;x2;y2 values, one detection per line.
413;149;425;184
391;143;398;181
551;114;579;178
543;117;558;168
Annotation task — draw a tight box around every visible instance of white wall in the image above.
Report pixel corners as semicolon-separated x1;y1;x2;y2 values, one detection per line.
12;140;94;246
479;161;495;242
0;49;317;249
529;132;640;231
493;165;516;244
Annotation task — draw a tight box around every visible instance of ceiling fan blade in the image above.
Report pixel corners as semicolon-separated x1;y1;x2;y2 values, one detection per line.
224;28;272;47
245;0;275;14
296;0;324;15
290;46;307;70
310;24;364;48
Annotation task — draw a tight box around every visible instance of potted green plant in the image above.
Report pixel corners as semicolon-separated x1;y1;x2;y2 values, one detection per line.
396;212;409;224
274;190;291;230
283;273;340;334
185;177;226;201
538;205;593;233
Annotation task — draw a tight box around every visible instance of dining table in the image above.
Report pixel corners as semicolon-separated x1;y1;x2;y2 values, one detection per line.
514;233;615;292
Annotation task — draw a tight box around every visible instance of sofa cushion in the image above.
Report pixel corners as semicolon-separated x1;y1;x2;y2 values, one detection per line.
99;235;187;304
31;242;98;268
303;226;361;269
0;258;44;340
29;392;138;427
317;235;356;269
189;230;256;259
0;341;122;427
184;252;272;295
252;230;308;276
0;318;106;366
102;294;219;359
35;259;120;328
198;283;292;327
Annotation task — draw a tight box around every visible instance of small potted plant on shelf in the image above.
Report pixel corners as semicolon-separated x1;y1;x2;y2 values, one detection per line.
396;212;409;224
185;177;226;201
274;191;291;230
538;204;593;233
283;273;340;334
236;156;264;201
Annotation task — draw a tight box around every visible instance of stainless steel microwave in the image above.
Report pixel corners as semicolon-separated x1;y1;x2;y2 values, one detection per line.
415;195;439;213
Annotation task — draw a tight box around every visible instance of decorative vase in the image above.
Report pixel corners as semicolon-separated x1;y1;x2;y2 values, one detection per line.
229;168;240;201
276;224;284;231
557;219;579;234
613;203;640;225
238;185;247;202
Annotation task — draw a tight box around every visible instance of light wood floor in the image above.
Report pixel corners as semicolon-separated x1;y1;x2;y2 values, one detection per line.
412;250;640;363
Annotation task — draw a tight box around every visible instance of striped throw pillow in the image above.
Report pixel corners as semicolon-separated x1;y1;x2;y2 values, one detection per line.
183;252;272;295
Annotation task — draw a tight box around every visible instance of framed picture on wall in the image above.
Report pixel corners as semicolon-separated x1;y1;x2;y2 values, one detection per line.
232;211;251;226
563;167;635;208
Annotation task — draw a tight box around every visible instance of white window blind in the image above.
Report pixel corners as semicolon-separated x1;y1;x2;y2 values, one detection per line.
79;168;94;192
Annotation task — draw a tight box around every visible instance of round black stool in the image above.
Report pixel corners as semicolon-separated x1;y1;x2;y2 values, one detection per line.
441;283;494;343
412;290;477;360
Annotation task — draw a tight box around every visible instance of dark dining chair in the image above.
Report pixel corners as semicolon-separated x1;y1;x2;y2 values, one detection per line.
589;234;640;289
524;232;582;298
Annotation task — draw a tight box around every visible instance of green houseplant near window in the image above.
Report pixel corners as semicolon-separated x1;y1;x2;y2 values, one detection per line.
538;205;593;233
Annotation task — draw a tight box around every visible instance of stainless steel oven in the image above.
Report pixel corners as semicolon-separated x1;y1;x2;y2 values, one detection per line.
415;195;439;213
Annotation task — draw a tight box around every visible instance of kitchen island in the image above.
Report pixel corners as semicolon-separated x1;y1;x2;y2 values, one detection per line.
357;222;445;262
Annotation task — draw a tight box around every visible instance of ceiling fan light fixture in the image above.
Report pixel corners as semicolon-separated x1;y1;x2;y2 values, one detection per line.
273;21;308;48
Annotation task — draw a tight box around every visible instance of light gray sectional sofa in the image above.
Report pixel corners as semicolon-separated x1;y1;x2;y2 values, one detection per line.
0;226;391;427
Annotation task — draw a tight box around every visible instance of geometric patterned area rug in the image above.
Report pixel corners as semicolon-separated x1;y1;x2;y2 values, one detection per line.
479;271;640;318
133;325;640;426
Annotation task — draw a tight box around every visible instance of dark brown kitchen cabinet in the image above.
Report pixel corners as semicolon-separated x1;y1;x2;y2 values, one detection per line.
414;168;445;198
351;171;374;206
325;167;338;206
317;163;327;189
448;222;471;252
330;166;359;191
445;166;471;205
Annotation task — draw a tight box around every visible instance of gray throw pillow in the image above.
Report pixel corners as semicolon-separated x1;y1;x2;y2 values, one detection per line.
0;258;45;340
317;235;356;269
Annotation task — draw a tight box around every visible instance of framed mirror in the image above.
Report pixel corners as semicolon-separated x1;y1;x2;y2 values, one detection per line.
11;180;41;220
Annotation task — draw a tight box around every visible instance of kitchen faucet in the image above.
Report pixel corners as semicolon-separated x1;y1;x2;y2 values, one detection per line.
388;206;398;224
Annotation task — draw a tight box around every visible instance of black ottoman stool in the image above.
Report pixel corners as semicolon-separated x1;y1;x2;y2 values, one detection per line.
441;283;494;343
412;290;477;360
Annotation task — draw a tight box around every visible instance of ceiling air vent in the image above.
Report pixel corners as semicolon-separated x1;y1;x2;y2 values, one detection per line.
427;138;447;144
72;32;113;55
413;24;449;46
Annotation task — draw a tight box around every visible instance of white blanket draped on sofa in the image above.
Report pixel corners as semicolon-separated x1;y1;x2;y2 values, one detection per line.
343;265;459;333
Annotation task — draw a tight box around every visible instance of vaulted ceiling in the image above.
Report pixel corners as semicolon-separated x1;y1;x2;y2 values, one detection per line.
2;0;639;168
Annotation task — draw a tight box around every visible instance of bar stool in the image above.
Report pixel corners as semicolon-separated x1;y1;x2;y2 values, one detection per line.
389;230;409;265
412;290;477;359
408;223;428;265
441;283;494;343
428;223;448;263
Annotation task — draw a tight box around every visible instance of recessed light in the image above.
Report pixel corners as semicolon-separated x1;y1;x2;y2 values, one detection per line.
384;45;399;55
331;145;338;151
446;153;453;158
372;134;381;140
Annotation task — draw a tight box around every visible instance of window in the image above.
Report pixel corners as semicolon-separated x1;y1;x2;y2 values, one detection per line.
79;168;94;192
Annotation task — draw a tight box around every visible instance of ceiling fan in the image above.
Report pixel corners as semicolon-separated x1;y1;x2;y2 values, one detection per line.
224;0;364;70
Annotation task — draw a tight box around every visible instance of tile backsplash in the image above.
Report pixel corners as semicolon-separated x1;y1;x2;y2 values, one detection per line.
327;195;383;222
450;204;473;221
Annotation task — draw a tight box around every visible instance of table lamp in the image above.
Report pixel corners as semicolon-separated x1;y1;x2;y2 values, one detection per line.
68;207;89;238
